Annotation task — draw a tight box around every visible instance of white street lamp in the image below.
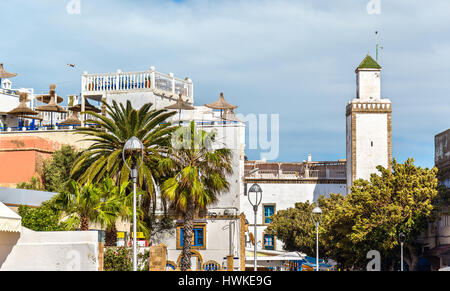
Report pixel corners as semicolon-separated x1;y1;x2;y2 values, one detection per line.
122;136;144;271
311;206;322;272
248;183;263;271
399;232;406;272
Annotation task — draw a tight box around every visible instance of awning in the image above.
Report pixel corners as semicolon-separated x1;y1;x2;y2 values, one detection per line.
0;201;22;232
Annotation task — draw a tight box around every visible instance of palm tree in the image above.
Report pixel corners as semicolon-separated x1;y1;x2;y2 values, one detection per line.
70;100;177;233
71;100;176;188
100;177;133;246
54;180;117;231
160;121;233;271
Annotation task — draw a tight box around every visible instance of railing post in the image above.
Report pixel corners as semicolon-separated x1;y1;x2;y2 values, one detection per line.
82;71;88;92
116;69;121;91
150;67;156;90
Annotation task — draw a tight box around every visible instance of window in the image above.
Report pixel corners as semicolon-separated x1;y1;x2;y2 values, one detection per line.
263;204;275;224
177;225;206;249
264;234;275;250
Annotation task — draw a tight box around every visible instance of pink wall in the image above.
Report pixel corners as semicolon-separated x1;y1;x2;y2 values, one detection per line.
0;137;61;187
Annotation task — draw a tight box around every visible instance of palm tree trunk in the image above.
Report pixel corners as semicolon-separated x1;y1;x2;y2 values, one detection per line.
80;215;89;231
180;198;195;271
406;244;419;271
105;223;118;247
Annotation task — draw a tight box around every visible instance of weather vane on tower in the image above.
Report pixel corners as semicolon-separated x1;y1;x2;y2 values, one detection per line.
375;31;384;63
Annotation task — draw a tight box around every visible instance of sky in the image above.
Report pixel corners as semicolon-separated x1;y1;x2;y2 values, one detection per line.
1;0;449;168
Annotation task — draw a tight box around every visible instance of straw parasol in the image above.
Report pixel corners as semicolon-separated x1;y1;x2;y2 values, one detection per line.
59;111;81;126
36;84;64;104
0;64;17;79
7;92;38;127
165;93;195;124
205;92;238;120
69;97;101;113
35;84;67;127
36;94;64;104
205;92;238;110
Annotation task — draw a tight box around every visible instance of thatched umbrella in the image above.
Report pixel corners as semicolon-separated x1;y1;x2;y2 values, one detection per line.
205;92;238;120
36;94;64;104
0;64;17;79
7;92;38;128
35;84;67;127
36;84;64;104
165;93;195;124
59;111;81;126
69;98;101;114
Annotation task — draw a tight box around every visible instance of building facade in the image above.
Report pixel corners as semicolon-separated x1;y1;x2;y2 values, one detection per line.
242;159;346;256
419;128;450;270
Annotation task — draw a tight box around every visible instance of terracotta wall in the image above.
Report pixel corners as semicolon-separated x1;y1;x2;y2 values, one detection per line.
0;136;62;187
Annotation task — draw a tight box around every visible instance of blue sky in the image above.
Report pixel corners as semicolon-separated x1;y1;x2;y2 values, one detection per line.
1;0;449;168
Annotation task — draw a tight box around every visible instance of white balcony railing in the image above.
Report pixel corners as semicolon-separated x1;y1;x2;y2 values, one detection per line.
244;162;347;180
81;67;194;101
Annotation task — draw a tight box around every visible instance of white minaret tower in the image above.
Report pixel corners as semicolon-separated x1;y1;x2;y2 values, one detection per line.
346;54;392;193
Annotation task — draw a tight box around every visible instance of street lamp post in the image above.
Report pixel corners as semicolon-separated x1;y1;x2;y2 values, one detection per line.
247;183;263;271
311;207;322;272
399;232;406;271
122;136;144;272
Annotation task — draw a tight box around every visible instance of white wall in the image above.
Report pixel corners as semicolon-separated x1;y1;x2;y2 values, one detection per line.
357;70;381;100
154;218;240;270
241;182;346;252
0;228;99;271
355;113;388;182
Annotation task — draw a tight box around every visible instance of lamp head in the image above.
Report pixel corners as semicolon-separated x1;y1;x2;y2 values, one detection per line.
122;136;144;171
247;183;263;208
399;232;406;243
124;136;144;152
311;207;322;225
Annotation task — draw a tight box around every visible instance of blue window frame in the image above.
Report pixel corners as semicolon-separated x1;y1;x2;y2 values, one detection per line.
264;205;275;224
264;234;275;250
180;227;205;247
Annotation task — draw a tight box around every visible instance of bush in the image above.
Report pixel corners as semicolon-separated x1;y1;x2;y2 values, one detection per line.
18;205;68;231
104;247;149;271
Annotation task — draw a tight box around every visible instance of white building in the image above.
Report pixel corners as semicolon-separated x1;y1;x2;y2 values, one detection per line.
81;67;247;271
242;159;346;257
346;54;392;192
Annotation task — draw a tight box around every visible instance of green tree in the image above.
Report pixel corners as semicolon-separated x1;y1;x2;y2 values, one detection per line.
266;194;344;260
70;100;177;237
71;100;176;188
16;145;78;193
331;159;439;270
99;177;135;246
160;121;233;271
53;180;117;230
267;159;440;271
42;145;78;193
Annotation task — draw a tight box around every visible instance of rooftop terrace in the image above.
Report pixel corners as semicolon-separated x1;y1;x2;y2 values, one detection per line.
81;66;194;103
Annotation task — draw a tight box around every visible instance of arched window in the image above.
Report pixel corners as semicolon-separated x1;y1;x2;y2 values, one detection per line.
166;261;177;271
203;260;221;271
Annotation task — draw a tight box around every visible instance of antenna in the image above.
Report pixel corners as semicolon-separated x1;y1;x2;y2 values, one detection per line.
375;31;383;63
375;31;379;62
